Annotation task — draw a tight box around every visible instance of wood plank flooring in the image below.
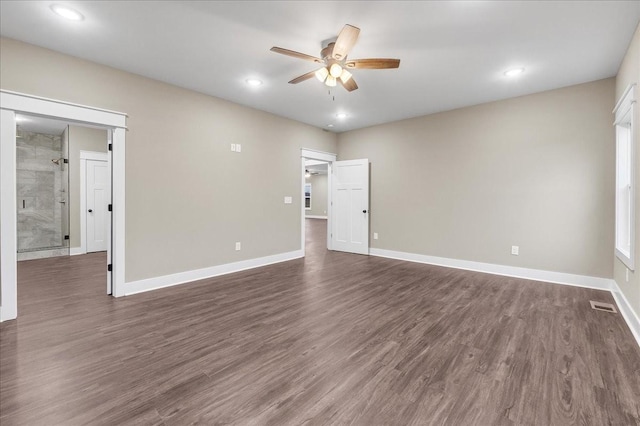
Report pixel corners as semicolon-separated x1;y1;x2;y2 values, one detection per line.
1;218;639;425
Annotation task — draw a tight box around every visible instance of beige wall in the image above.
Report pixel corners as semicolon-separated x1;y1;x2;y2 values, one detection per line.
614;23;640;320
68;125;108;249
0;37;337;282
305;173;328;217
338;78;615;278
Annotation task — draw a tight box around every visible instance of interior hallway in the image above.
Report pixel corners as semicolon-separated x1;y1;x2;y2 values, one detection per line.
1;220;639;425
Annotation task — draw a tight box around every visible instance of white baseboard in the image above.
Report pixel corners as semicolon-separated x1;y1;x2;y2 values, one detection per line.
610;281;640;348
125;250;304;296
70;247;85;256
370;248;613;291
370;248;640;348
305;215;327;219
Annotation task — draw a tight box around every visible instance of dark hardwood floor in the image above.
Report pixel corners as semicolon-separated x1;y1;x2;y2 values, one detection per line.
1;218;639;425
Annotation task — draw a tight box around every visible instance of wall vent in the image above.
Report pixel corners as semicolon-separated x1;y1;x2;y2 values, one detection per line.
589;301;617;313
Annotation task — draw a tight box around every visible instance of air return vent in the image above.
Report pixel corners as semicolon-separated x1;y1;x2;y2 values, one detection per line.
589;301;617;313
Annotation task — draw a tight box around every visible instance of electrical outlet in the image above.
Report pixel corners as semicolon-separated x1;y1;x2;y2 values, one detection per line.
231;143;236;152
235;242;241;251
373;232;379;240
236;144;241;152
511;245;519;256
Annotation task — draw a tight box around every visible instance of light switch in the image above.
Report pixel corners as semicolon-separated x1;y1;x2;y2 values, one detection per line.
236;144;242;152
231;143;236;152
284;196;292;204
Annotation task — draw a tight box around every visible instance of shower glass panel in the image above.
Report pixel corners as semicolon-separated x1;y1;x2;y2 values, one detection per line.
16;126;70;260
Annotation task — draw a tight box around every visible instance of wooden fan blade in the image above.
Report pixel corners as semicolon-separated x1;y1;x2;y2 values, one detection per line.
288;70;318;84
339;76;358;92
345;58;400;69
270;47;323;63
332;24;360;60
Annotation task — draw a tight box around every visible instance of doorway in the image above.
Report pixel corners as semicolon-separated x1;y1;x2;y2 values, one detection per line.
0;90;127;322
300;149;336;256
304;159;330;253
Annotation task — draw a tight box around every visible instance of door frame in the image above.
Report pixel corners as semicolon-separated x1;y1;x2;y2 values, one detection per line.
79;151;109;256
0;90;127;322
300;149;336;256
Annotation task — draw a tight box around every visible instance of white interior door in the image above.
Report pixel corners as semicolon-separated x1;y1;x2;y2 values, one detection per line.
86;159;108;252
331;159;369;255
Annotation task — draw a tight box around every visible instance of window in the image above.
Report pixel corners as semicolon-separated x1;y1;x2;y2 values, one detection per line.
304;183;312;210
614;84;636;270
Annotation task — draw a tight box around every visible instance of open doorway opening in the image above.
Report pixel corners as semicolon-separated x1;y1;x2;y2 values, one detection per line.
300;149;336;257
304;159;329;253
14;114;111;307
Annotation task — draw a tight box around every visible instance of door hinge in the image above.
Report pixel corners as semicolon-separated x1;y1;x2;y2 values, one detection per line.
108;143;112;151
64;235;69;240
108;204;112;212
107;264;112;272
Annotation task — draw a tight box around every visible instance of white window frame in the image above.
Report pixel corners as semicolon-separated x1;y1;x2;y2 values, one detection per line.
614;84;636;270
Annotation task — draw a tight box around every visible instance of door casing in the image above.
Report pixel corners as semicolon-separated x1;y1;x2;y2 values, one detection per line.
0;90;127;322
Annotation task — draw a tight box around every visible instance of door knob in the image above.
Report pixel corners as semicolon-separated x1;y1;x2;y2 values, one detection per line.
363;210;367;213
88;209;93;213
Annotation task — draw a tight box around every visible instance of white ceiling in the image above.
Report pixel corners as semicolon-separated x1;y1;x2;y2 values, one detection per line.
1;1;639;132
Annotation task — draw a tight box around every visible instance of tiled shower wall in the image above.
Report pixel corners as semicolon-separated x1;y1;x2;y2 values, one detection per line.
16;130;67;252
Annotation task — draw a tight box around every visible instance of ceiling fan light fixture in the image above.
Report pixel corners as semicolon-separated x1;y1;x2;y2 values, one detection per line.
315;67;329;82
329;63;343;78
339;69;352;83
325;75;337;87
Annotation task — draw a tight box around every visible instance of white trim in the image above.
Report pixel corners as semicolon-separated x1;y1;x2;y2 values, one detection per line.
1;90;128;124
614;84;636;270
301;148;336;163
610;280;640;348
305;215;328;219
0;110;17;322
70;247;85;256
111;128;126;296
370;248;613;291
80;151;108;257
125;250;303;296
0;91;127;321
613;83;636;117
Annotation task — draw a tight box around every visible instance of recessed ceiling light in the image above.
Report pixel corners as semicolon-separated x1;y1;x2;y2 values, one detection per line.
50;4;84;21
336;113;348;119
504;67;525;77
327;124;334;128
15;116;27;122
245;79;263;87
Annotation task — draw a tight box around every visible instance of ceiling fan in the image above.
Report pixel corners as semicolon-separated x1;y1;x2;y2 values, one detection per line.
270;24;400;92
